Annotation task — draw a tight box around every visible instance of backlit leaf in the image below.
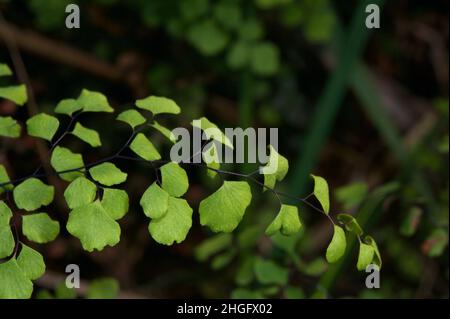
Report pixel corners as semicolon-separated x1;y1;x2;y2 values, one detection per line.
0;116;21;138
160;162;189;197
55;98;81;116
71;122;101;147
148;197;192;245
101;188;129;220
136;96;180;115
199;181;252;232
64;177;97;209
89;162;127;186
16;244;45;280
357;242;375;271
66;201;120;252
22;213;60;243
0;259;33;299
129;133;161;161
50;146;85;181
326;225;346;263
191;117;233;149
262;145;289;190
77;89;113;113
265;204;301;236
26;113;60;142
140;182;169;219
117;109;146;129
311;174;330;214
13;178;54;211
0;85;27;105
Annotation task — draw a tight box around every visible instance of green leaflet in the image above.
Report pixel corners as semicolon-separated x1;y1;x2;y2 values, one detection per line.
0;85;27;105
364;235;382;268
140;182;169;219
249;42;280;76
265;204;301;236
194;233;233;262
199;181;252;233
129;133;161;161
151;121;177;143
50;146;85;181
227;40;250;70
160;162;189;197
0;116;21;138
239;18;264;41
0;201;13;225
337;213;363;236
0;259;33;299
55;98;82;116
135;96;181;115
262;145;289;190
187;19;229;56
235;256;256;286
71;122;101;147
202;142;220;178
101;188;129;220
254;258;289;285
326;225;346;263
0;63;12;76
16;244;45;281
86;278;119;299
211;249;236;270
335;182;368;210
0;201;13;258
89;162;127;186
117;109;146;129
66;200;121;252
13;178;54;211
311;174;330;214
357;242;375;271
76;89;114;113
191;117;233;149
148;196;192;245
64;177;97;209
22;213;60;243
26;113;60;142
0;165;12;193
0;225;15;259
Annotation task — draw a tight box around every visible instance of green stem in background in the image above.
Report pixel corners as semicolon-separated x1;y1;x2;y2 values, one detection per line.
239;70;254;174
289;0;385;196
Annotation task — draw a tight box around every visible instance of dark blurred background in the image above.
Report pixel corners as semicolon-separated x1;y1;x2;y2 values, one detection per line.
0;0;448;298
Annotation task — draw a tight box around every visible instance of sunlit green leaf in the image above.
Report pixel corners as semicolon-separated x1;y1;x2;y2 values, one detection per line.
0;85;27;105
140;182;169;219
136;96;180;115
86;278;119;299
194;233;232;261
55;98;81;116
0;259;33;299
101;188;129;220
148;197;193;245
151;121;177;143
191;117;233;149
77;89;113;113
66;201;120;252
16;244;45;280
13;178;54;211
199;181;252;232
265;204;301;236
117;109;146;129
364;235;382;268
311;174;330;214
50;146;85;181
326;225;346;263
357;242;374;271
72;122;101;147
89;162;127;186
0;166;13;193
26;113;59;142
262;145;289;190
160;162;189;197
129;133;161;161
64;177;97;209
0;116;21;138
22;213;60;243
0;63;12;77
